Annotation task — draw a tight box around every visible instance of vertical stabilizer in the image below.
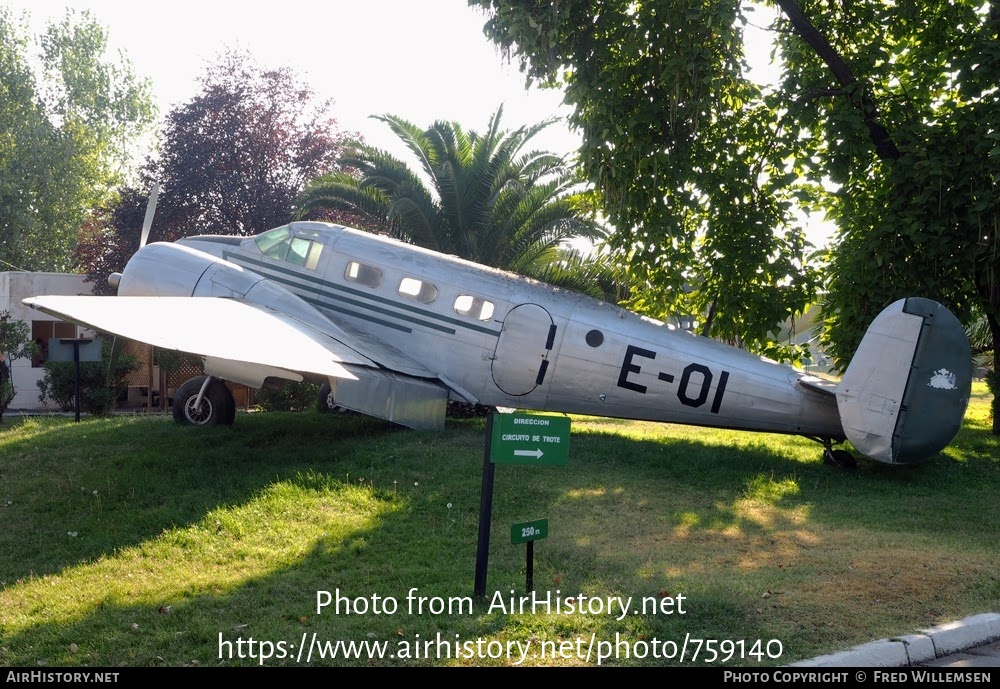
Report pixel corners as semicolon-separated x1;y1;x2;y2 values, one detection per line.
836;298;971;464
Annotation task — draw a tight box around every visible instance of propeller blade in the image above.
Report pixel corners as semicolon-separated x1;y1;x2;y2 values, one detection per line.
105;335;124;387
139;182;160;249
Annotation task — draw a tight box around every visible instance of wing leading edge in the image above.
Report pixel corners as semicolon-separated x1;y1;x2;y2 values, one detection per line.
23;295;451;429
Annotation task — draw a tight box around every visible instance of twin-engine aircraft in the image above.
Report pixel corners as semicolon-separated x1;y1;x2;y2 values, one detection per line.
25;220;971;466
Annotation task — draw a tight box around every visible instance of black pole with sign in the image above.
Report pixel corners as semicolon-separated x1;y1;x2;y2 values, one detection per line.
73;341;81;423
48;338;101;423
474;414;496;599
59;338;93;423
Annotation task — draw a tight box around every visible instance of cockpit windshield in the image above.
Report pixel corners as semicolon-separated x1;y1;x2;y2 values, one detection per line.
255;225;324;270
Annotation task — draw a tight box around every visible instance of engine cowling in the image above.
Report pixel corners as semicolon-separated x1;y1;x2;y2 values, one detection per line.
117;241;339;337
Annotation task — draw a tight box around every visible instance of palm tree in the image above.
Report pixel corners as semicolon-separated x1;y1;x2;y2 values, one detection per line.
295;106;607;284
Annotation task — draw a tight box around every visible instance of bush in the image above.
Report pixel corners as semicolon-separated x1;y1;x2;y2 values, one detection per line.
37;339;137;416
254;381;320;412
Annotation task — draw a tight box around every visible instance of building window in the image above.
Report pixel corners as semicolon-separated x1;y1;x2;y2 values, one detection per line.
454;295;495;321
31;320;77;367
398;277;438;304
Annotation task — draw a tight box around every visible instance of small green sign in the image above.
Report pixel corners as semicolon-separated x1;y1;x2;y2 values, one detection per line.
511;518;548;544
490;413;570;465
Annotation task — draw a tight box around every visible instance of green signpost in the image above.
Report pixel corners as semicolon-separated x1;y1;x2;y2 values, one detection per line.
511;518;548;544
511;518;548;591
475;414;570;598
490;413;570;465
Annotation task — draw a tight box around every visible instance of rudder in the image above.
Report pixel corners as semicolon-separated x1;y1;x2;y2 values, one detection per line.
835;298;972;464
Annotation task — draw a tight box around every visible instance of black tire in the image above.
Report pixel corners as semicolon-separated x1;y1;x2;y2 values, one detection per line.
173;376;235;426
317;382;335;413
823;448;858;470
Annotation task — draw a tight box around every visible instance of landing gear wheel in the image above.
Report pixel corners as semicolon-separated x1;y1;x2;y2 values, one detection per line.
317;382;335;413
823;448;857;470
172;376;235;426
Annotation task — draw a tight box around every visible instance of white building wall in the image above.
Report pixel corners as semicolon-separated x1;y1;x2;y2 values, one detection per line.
1;272;94;410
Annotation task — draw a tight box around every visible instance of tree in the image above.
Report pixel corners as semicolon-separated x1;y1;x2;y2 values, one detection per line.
471;0;819;362
295;107;605;283
79;50;358;290
0;8;155;273
473;0;1000;429
0;311;37;422
771;1;999;432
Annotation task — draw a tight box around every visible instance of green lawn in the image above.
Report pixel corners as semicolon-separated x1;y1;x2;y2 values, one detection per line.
0;383;996;666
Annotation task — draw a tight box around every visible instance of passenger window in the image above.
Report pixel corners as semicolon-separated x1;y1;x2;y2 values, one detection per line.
454;294;495;321
398;277;438;304
344;261;382;288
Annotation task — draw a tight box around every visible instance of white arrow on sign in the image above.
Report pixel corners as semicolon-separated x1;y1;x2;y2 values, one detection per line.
514;448;544;460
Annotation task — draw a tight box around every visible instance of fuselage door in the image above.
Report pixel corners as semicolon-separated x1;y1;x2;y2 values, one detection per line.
491;303;555;396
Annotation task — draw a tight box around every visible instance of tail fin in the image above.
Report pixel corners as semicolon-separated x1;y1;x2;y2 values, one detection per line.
835;298;972;464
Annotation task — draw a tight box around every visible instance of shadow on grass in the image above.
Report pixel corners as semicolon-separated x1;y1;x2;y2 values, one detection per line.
0;413;406;583
1;411;998;665
0;470;773;667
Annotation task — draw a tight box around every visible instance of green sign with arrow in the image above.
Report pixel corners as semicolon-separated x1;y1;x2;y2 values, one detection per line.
489;413;570;465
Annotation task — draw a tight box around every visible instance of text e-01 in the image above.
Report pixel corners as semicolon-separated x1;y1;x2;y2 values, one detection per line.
616;344;730;413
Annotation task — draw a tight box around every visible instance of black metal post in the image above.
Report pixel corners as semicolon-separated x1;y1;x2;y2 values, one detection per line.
526;540;534;592
73;342;81;423
474;414;496;598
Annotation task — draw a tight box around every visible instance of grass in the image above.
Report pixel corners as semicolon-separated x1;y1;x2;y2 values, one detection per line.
0;382;997;666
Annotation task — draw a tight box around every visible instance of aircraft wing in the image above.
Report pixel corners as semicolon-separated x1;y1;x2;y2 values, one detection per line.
23;295;452;429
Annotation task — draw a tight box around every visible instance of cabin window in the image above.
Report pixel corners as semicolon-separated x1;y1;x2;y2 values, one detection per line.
454;294;495;321
398;277;438;304
344;261;382;288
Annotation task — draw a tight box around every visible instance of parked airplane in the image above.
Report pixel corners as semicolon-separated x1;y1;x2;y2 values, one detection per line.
24;221;971;467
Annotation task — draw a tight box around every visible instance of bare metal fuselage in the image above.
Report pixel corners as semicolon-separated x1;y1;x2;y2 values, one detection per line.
167;224;843;440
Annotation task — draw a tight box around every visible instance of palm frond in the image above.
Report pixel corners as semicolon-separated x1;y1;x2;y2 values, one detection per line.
295;105;613;287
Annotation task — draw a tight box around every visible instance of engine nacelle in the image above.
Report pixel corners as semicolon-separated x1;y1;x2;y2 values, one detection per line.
118;241;339;339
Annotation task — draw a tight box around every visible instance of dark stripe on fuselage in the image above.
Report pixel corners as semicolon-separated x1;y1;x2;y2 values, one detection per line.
300;295;412;333
223;251;502;337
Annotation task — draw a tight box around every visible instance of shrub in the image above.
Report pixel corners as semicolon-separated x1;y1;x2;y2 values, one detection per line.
37;338;137;416
254;381;320;412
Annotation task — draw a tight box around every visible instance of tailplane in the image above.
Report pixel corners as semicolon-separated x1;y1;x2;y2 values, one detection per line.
835;298;971;464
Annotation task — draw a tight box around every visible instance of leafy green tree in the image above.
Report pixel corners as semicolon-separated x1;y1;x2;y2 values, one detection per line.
295;107;606;283
770;0;999;433
0;8;155;272
471;0;819;361
78;50;359;292
0;310;37;422
474;0;999;428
